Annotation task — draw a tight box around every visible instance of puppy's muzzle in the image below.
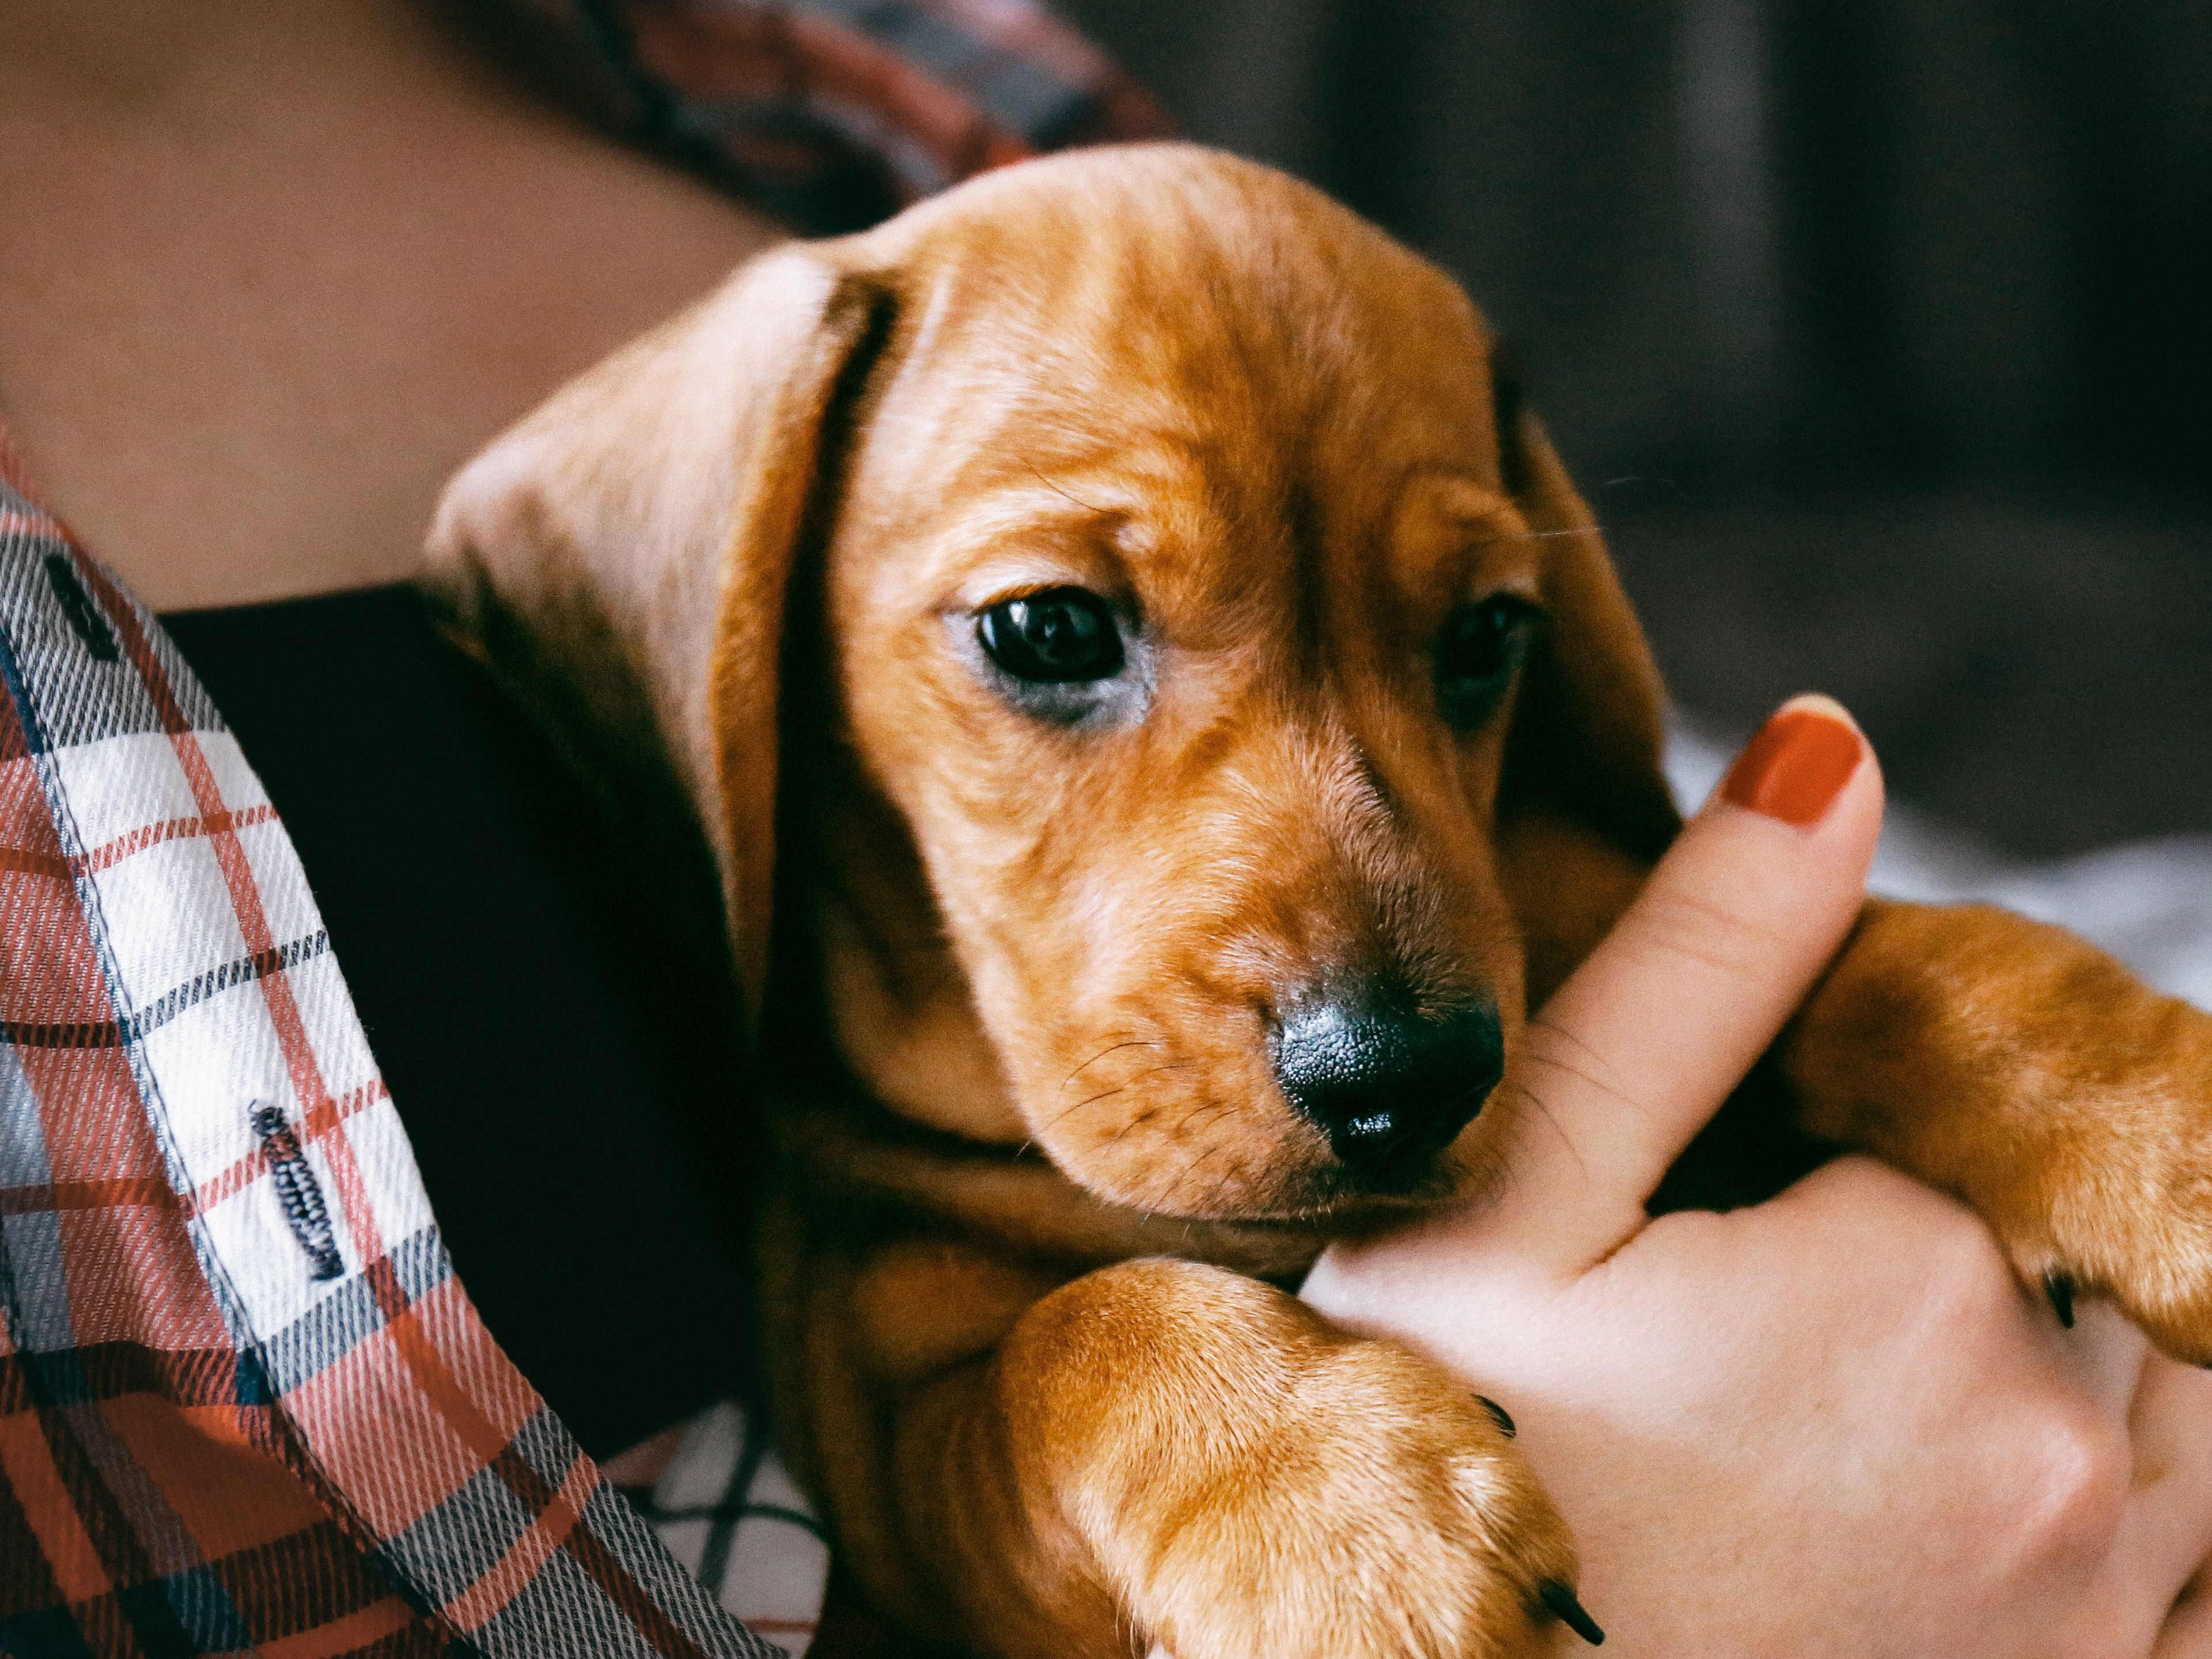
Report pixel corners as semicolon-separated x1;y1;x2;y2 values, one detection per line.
1270;991;1504;1181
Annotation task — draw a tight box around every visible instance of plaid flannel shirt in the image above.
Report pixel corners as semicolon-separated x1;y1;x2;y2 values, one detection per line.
0;6;1165;1655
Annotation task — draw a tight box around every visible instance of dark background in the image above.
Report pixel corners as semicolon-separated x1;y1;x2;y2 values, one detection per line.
1059;0;2211;855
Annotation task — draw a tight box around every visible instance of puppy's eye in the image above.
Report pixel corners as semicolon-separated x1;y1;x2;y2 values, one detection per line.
1435;595;1539;728
978;588;1126;683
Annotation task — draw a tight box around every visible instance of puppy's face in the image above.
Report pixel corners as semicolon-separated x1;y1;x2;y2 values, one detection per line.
794;156;1589;1222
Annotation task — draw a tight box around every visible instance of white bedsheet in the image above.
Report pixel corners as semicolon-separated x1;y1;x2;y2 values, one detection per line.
1668;725;2212;1012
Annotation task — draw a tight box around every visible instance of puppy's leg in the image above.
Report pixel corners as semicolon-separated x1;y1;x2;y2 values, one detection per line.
797;1242;1580;1659
1785;899;2212;1362
953;1260;1581;1659
1507;815;2212;1357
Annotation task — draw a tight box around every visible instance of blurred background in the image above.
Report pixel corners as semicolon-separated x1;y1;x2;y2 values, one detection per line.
1056;0;2211;858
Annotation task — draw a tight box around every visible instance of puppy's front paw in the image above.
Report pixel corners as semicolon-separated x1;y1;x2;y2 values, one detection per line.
2028;993;2212;1364
1946;952;2212;1365
1127;1340;1579;1659
1791;902;2212;1365
1012;1261;1586;1659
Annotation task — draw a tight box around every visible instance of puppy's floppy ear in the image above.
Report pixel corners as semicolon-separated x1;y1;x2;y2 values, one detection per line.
1494;370;1680;864
426;247;892;1032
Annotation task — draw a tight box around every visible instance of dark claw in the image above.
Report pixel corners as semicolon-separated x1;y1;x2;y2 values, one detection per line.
1539;1581;1604;1646
1475;1394;1516;1438
2044;1270;2075;1330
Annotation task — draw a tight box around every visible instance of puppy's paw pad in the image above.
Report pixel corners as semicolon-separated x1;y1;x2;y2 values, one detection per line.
1126;1346;1585;1659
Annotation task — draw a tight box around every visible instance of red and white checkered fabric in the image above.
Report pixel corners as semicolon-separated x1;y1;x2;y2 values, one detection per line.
512;0;1170;232
0;6;1165;1653
0;429;788;1657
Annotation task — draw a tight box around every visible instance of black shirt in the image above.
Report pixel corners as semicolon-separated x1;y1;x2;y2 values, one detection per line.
168;586;759;1459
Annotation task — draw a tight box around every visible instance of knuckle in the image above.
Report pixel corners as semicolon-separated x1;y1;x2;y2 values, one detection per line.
1910;1211;2018;1324
1911;1238;2017;1336
2002;1401;2130;1569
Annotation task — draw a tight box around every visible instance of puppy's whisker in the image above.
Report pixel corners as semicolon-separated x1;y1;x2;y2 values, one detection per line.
1065;1063;1200;1146
1039;1082;1131;1134
1176;1099;1242;1138
1062;1038;1159;1092
1434;1080;1497;1119
1177;1146;1234;1210
1518;1042;1630;1111
1499;1080;1588;1179
1103;1104;1166;1148
1163;1130;1237;1211
1525;1014;1610;1070
1113;1059;1196;1094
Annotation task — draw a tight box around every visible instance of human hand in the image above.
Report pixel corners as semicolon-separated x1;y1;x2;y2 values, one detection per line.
1304;695;2212;1657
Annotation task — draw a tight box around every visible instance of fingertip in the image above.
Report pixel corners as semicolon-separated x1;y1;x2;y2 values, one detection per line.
1713;693;1875;828
1771;689;1858;730
1698;693;1885;902
1454;699;1888;1272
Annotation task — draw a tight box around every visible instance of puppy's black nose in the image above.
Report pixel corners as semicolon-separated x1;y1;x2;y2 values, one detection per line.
1270;996;1504;1176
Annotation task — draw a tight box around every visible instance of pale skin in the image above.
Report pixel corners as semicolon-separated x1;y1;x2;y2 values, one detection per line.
0;0;781;609
1306;700;2212;1656
3;4;2207;1650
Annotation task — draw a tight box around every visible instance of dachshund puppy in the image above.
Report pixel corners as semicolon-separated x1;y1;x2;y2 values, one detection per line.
426;144;2212;1658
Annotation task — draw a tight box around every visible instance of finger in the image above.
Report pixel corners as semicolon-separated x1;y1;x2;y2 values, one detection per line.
2125;1355;2212;1613
2157;1577;2212;1659
2066;1297;2151;1419
1478;695;1883;1272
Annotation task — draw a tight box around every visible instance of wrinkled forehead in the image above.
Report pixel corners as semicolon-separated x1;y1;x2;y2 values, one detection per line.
844;160;1506;564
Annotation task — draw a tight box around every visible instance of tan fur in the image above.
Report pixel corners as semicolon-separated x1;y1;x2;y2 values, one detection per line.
426;143;2212;1659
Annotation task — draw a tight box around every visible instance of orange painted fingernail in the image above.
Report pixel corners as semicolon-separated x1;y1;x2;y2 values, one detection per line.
1719;699;1863;825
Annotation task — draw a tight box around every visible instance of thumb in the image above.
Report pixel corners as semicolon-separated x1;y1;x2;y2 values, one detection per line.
1474;694;1883;1272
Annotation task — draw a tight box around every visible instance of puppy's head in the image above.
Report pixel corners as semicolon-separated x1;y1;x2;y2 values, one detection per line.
430;145;1675;1224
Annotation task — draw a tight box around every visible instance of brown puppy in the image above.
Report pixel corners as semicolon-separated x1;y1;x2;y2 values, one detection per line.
425;144;2212;1658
